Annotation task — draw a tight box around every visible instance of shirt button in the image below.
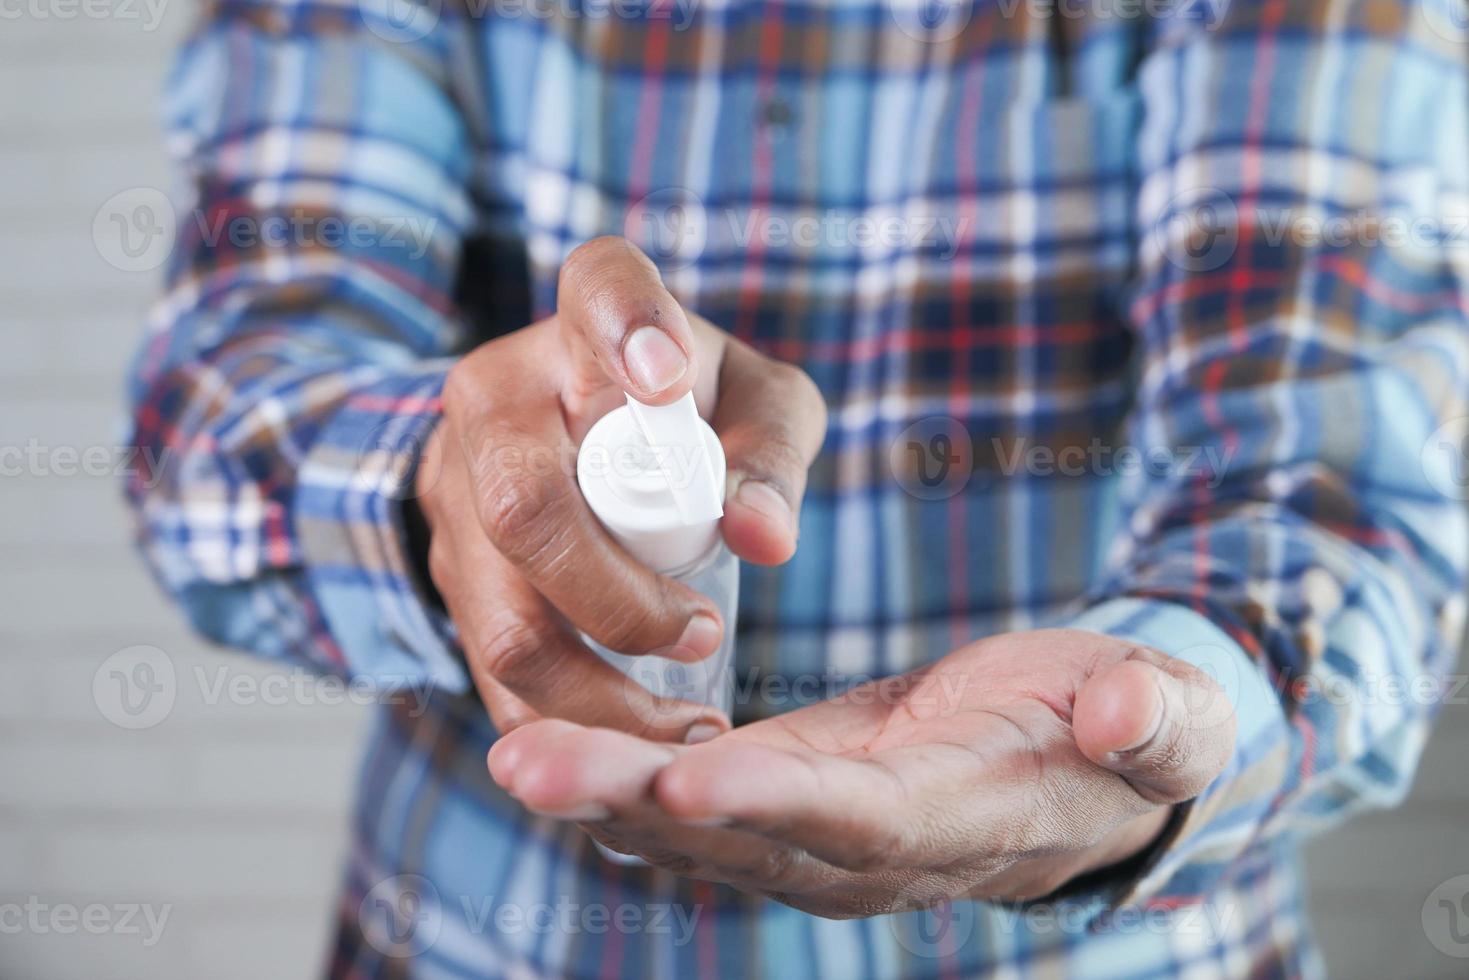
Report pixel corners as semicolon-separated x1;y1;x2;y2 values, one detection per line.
760;97;794;134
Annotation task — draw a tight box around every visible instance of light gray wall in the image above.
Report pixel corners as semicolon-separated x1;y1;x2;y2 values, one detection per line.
1;6;1466;978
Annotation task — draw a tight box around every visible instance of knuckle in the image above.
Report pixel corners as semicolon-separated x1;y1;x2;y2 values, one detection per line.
593;584;668;654
475;463;571;564
442;358;487;420
725;844;800;886
476;617;554;690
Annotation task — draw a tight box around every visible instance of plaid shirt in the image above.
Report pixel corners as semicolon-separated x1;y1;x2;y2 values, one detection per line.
127;0;1469;974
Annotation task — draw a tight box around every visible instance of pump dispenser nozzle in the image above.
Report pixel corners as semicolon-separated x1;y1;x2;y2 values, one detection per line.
624;392;724;525
576;391;727;574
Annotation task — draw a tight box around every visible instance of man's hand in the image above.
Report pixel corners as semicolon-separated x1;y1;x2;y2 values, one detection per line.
485;628;1237;915
417;236;825;744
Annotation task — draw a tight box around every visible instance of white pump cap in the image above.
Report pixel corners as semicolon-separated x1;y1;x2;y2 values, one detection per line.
576;392;726;574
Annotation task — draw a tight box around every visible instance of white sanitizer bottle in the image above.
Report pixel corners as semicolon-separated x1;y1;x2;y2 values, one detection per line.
575;392;739;864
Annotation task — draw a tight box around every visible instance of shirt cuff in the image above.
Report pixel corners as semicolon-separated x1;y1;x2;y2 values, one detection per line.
295;363;467;693
1036;597;1291;919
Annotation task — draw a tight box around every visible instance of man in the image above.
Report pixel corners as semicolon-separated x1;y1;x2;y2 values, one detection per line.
126;0;1468;974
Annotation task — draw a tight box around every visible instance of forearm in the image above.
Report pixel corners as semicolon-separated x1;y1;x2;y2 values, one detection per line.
126;0;474;685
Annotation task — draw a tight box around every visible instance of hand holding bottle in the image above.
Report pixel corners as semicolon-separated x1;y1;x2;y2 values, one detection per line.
416;236;827;747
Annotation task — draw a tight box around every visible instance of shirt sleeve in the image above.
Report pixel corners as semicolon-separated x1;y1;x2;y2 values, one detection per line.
1058;0;1469;907
124;0;476;691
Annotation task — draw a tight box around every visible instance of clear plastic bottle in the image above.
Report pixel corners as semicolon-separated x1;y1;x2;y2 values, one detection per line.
582;541;738;719
575;393;739;865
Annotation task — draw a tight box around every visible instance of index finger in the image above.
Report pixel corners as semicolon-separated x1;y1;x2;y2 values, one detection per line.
557;236;699;405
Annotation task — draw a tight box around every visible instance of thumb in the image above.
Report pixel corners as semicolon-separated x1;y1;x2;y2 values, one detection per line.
1072;647;1236;805
557;236;697;405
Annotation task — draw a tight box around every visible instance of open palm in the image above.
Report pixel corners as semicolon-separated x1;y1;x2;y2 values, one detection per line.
487;628;1236;916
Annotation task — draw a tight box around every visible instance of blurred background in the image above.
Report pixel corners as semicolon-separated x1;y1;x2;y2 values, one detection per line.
2;5;1468;979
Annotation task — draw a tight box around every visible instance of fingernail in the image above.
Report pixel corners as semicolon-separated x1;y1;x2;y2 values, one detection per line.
684;723;723;745
623;326;688;394
676;613;723;660
539;803;611;822
1113;682;1166;756
733;477;794;532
